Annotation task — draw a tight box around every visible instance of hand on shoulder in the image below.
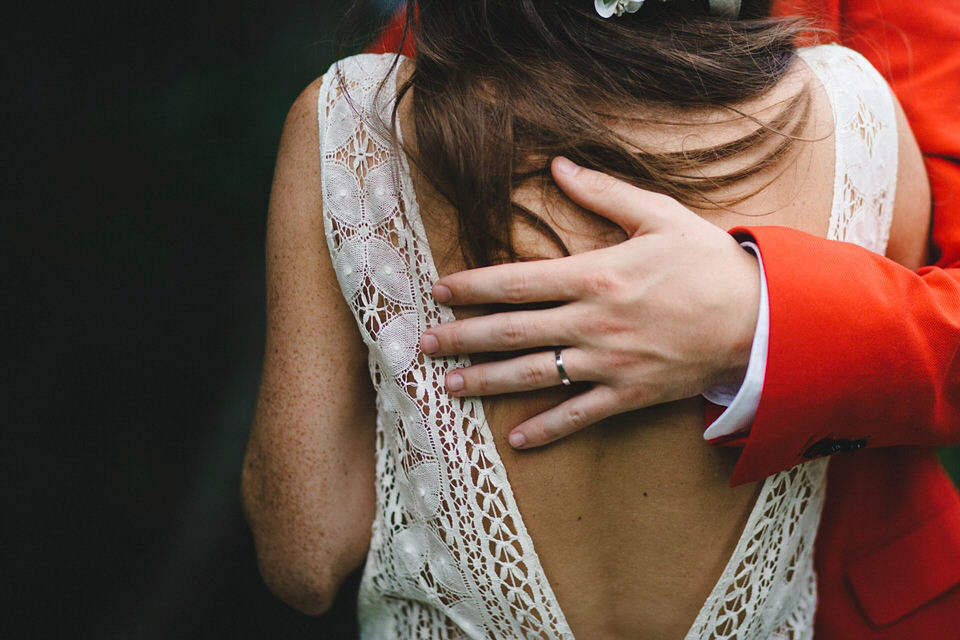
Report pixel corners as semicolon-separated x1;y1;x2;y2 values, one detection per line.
421;157;760;448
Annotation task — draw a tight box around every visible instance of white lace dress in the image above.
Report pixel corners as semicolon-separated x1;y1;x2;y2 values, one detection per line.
317;45;897;639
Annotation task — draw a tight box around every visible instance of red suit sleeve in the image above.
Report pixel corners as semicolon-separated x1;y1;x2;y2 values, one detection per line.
730;0;960;485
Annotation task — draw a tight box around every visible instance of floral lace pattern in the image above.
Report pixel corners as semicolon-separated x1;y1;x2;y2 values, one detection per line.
320;55;572;640
317;46;896;639
800;46;897;253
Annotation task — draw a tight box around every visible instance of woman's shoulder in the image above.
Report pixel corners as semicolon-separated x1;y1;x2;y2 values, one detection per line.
796;44;893;94
311;52;407;136
797;45;929;267
285;53;407;129
797;43;865;62
317;52;407;98
324;52;406;77
271;53;407;182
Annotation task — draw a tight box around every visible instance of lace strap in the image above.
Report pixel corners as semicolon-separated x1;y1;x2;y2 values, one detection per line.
318;54;574;639
798;45;898;252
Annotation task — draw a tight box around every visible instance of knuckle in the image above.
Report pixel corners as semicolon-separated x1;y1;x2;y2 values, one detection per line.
565;406;588;430
647;191;681;216
582;272;620;297
502;273;529;304
519;360;546;388
527;422;555;446
499;316;527;348
579;314;622;339
649;191;673;208
520;359;557;389
605;349;634;371
586;170;616;197
608;383;633;404
444;323;465;354
620;384;653;409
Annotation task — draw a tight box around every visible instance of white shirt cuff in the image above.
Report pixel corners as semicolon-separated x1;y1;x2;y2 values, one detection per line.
702;241;768;440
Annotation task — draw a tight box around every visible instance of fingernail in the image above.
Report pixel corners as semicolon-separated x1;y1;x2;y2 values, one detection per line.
433;284;452;303
446;372;464;392
421;334;439;354
553;156;579;177
508;431;527;448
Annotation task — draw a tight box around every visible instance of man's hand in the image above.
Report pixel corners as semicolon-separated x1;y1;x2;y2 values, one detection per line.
420;157;761;448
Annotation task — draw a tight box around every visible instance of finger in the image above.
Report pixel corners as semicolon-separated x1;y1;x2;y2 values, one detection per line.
444;348;589;396
433;257;581;306
422;307;576;355
507;385;622;449
551;156;676;236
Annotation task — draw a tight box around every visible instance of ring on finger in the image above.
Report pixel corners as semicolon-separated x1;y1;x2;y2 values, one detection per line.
554;348;572;386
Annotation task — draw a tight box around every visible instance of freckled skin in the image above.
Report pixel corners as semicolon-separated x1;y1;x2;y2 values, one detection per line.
241;79;376;616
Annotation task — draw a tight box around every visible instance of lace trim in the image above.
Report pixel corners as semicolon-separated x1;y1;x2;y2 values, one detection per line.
800;45;897;254
320;55;572;639
684;462;826;640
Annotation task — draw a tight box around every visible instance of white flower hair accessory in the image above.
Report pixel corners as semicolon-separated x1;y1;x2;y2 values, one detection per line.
594;0;741;18
594;0;646;17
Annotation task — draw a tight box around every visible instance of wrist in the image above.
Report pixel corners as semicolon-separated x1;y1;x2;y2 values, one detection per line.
701;239;766;438
716;242;761;387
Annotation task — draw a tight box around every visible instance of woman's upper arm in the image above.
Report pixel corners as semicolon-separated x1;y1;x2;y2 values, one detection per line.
242;78;376;615
886;96;932;270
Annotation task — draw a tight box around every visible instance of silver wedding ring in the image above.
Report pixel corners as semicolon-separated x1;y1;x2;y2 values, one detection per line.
555;348;572;386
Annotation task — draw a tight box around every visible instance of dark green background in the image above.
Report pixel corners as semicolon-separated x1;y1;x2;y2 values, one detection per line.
6;1;379;637
5;2;958;638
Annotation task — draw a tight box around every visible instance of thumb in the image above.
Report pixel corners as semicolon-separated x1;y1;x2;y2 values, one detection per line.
551;156;676;237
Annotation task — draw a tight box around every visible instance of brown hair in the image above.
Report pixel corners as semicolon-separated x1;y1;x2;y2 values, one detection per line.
388;0;809;267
